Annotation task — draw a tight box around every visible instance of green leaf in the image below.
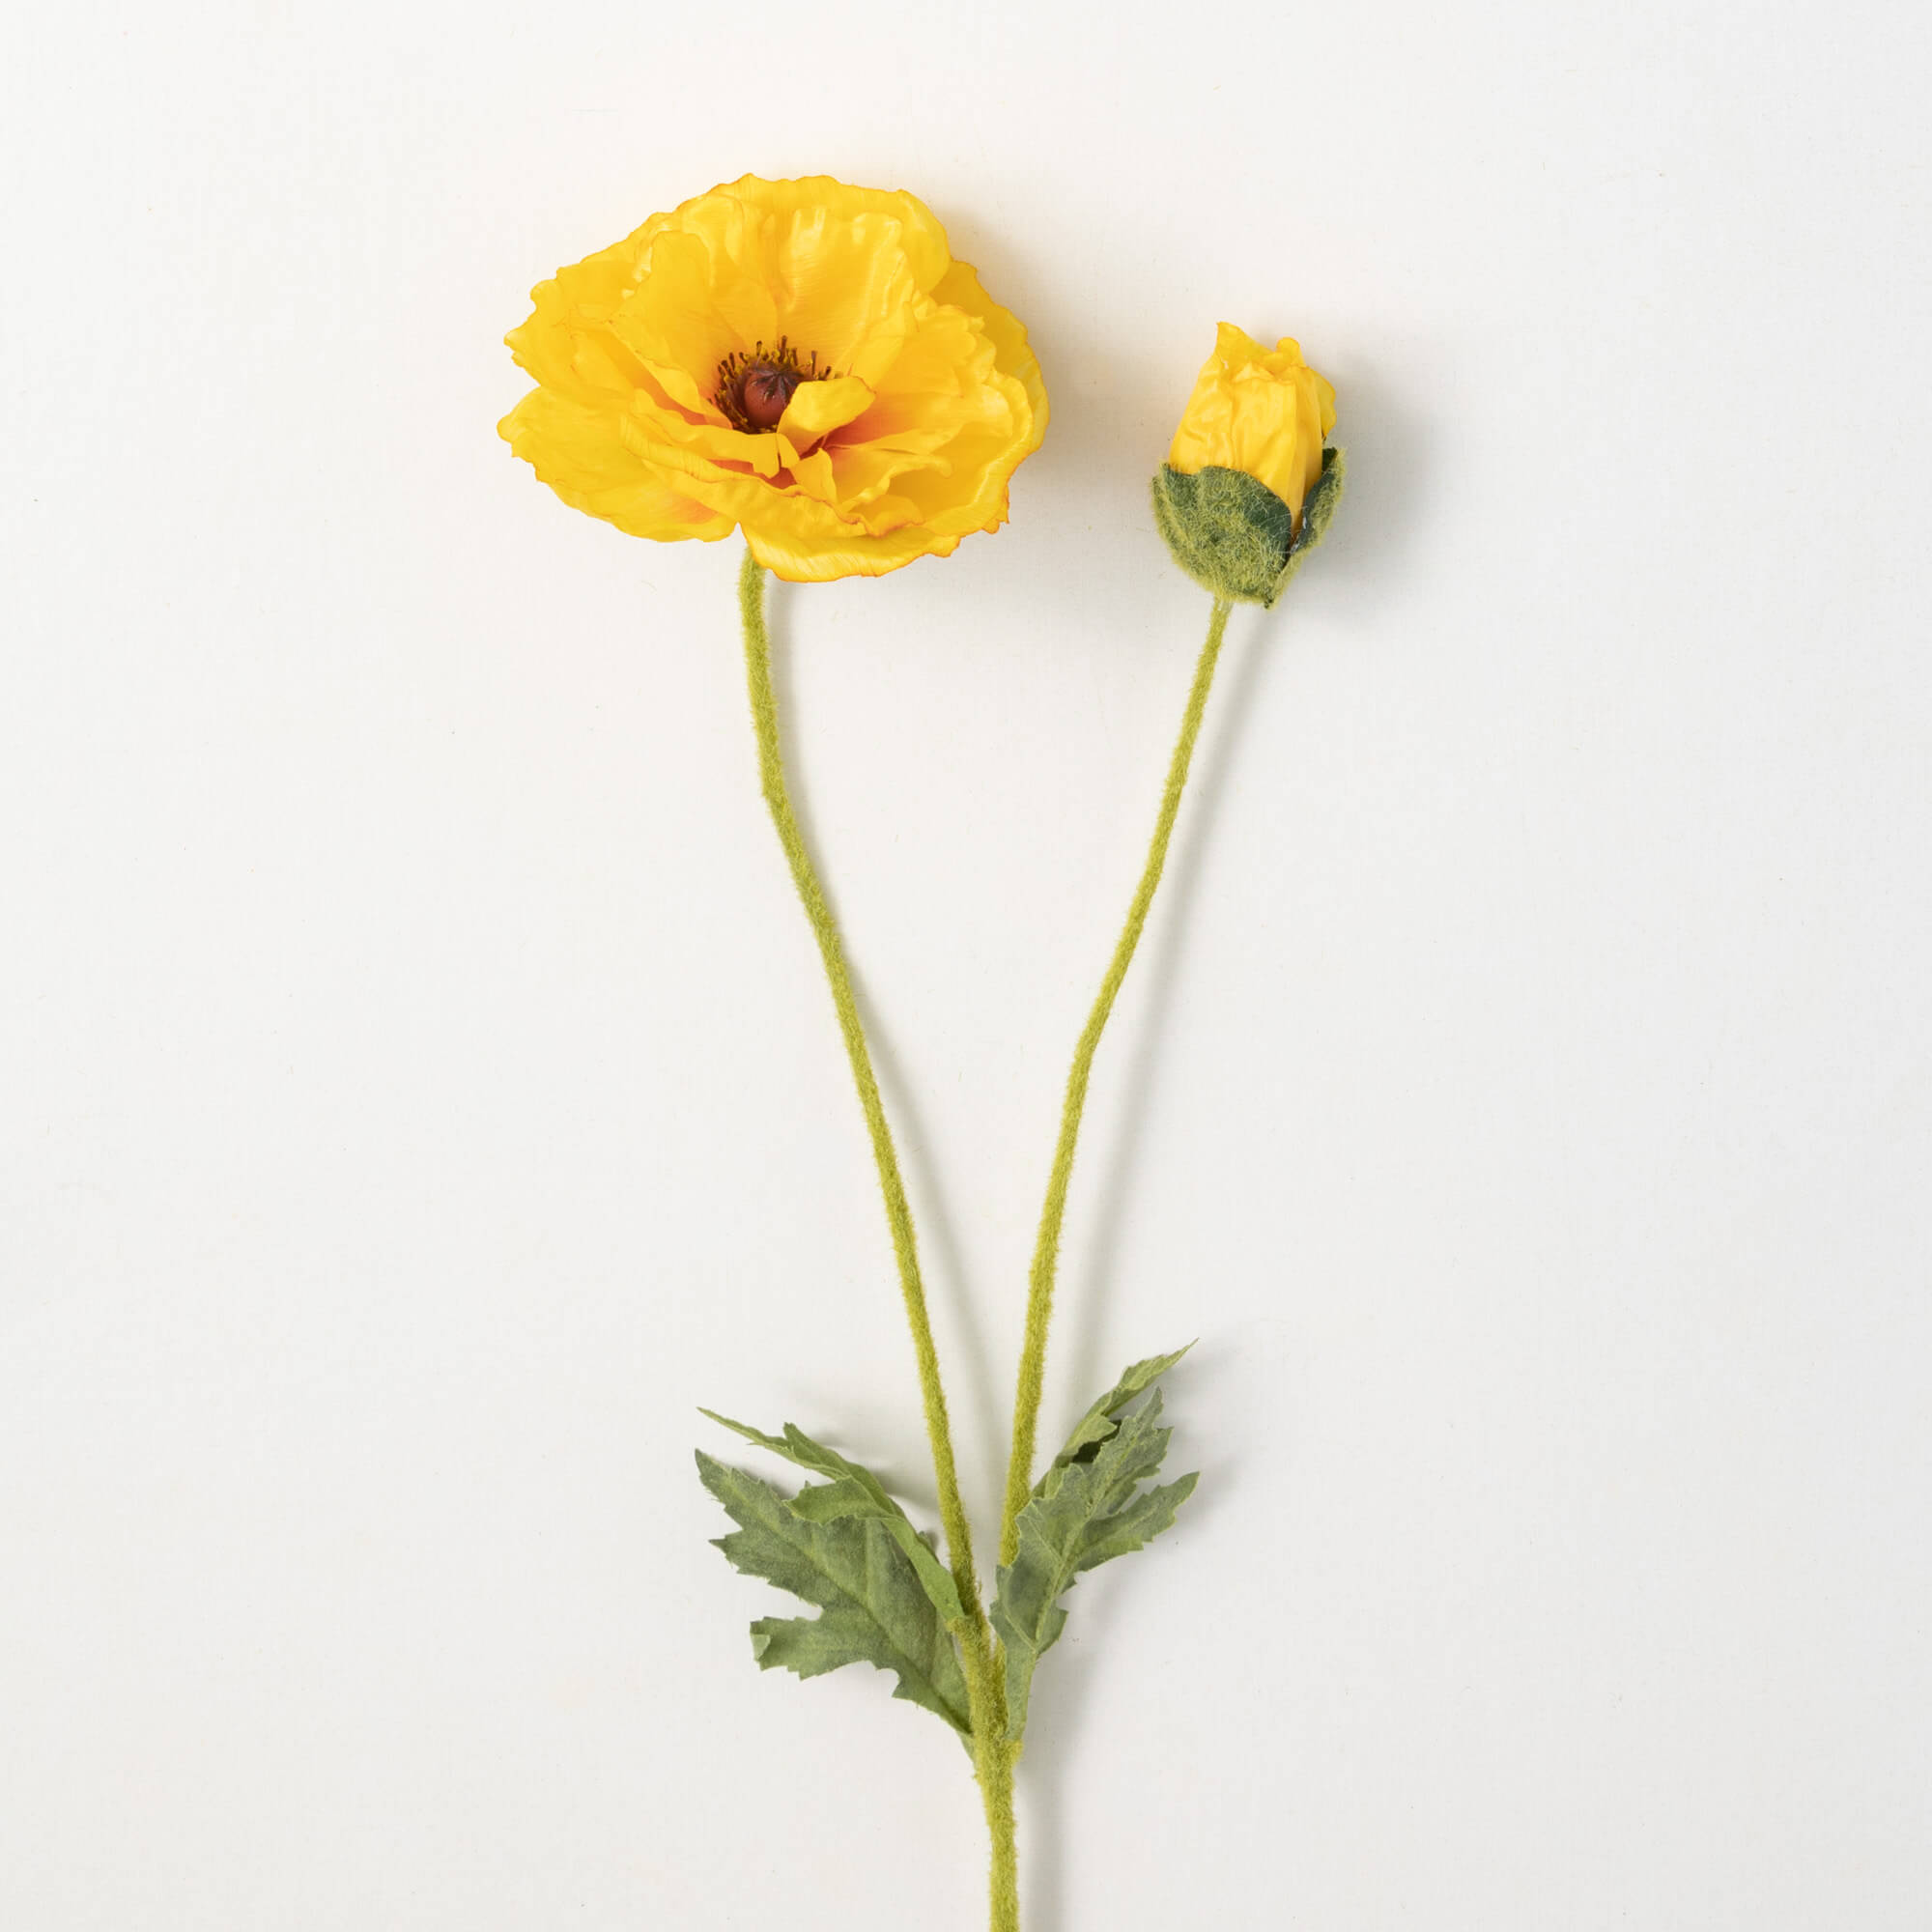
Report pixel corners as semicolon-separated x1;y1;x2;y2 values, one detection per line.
699;1409;966;1624
1151;462;1294;606
1150;445;1345;608
1047;1345;1194;1472
696;1450;973;1737
991;1359;1199;1743
1271;444;1346;599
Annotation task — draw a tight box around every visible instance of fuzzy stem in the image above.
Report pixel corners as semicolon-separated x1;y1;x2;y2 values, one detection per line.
979;1735;1021;1932
956;1636;1020;1931
999;597;1233;1563
737;547;988;1632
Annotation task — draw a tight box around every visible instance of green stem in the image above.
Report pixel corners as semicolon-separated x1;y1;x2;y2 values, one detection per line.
954;1633;1019;1930
737;546;988;1633
740;550;1013;1916
999;597;1233;1563
978;1735;1020;1932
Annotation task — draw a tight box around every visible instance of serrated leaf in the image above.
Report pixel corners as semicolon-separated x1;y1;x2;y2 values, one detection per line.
699;1409;966;1623
1047;1345;1194;1474
696;1450;973;1736
992;1376;1198;1743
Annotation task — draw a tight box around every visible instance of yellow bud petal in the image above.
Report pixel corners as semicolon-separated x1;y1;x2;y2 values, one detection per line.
1167;323;1336;528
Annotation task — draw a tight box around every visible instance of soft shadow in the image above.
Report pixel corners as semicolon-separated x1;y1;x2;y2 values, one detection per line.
1004;353;1429;1919
1020;1345;1244;1932
762;579;1005;1497
1048;348;1433;1420
1000;605;1277;1923
862;1019;1005;1493
930;203;1441;641
1009;1533;1128;1932
1052;602;1280;1426
1307;356;1437;615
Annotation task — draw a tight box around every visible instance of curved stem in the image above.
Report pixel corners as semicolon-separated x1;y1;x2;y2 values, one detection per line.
1000;597;1233;1562
736;548;988;1629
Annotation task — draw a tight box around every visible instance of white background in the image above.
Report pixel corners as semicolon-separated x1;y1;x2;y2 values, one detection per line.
4;2;1929;1926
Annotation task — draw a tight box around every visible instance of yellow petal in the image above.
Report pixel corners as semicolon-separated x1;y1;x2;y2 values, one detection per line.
609;230;756;414
747;513;959;583
771;209;926;379
1168;322;1335;525
704;174;953;293
623;404;788;479
498;387;732;544
932;260;1048;455
891;372;1035;537
777;375;875;448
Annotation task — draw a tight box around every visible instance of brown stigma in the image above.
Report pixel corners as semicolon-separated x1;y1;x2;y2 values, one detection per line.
714;336;833;434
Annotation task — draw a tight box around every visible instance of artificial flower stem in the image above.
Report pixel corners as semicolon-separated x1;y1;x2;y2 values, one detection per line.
978;1733;1021;1932
951;1631;1020;1930
999;596;1234;1564
736;548;990;1636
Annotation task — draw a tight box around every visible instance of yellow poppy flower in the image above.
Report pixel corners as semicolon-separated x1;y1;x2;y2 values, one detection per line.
1167;323;1336;530
499;174;1048;582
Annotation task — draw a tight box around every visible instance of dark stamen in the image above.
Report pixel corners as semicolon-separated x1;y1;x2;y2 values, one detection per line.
714;336;833;435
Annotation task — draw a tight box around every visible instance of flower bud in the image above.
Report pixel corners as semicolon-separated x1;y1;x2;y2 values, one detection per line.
1151;324;1343;607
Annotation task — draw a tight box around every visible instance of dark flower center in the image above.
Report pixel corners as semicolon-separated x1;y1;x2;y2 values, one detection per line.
715;337;832;434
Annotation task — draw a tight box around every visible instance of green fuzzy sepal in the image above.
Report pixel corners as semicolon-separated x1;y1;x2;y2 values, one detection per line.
1151;445;1345;608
